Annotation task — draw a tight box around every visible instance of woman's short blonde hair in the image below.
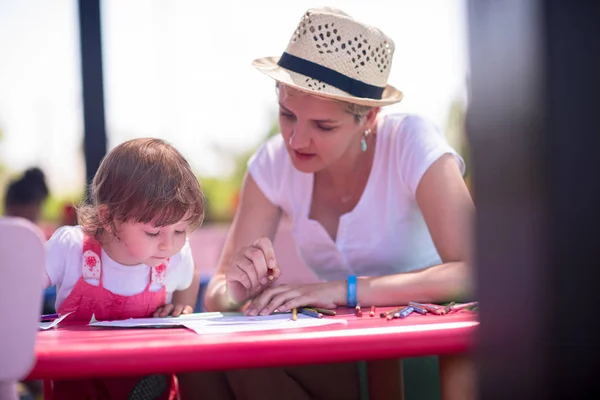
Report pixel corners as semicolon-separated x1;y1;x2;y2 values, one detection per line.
277;83;374;124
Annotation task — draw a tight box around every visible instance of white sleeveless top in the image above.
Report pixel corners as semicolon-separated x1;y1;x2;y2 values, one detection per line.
247;113;465;282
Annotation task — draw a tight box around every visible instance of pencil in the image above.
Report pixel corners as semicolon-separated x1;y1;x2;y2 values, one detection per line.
299;308;322;318
369;305;376;317
409;302;443;315
267;267;275;281
292;308;298;321
451;301;478;311
355;305;363;317
441;302;455;315
40;313;60;321
381;306;404;318
411;304;428;315
310;307;336;316
398;306;415;319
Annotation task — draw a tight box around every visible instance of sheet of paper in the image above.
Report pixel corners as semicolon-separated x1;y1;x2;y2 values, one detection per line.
182;314;346;335
89;312;346;334
39;312;73;330
88;312;242;328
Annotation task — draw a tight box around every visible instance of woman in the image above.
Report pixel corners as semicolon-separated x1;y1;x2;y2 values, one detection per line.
186;7;474;400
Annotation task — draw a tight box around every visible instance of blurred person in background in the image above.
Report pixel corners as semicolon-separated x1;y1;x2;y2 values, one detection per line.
3;167;49;224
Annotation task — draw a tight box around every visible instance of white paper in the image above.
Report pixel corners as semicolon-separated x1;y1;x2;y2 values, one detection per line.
39;312;73;330
88;312;240;328
88;312;346;334
183;314;346;335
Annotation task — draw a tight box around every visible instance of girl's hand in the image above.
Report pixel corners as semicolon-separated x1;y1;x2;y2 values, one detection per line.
245;281;346;316
153;303;194;318
225;237;281;305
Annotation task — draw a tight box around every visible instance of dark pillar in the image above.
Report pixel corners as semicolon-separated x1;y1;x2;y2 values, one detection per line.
467;0;600;398
78;0;107;189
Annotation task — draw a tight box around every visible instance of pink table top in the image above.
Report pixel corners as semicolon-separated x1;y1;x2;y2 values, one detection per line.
28;308;478;380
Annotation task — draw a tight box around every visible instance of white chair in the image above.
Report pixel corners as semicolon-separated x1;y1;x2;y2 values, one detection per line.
0;217;45;400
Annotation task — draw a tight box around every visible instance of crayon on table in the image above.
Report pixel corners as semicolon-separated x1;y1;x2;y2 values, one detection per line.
441;302;455;315
292;308;298;321
299;308;322;318
369;306;376;317
309;307;336;316
355;305;363;317
411;305;428;315
397;306;415;319
381;306;404;318
387;306;408;320
451;301;478;311
40;313;59;321
409;302;443;315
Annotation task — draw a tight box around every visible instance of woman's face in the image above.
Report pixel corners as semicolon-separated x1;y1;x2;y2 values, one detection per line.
278;88;364;173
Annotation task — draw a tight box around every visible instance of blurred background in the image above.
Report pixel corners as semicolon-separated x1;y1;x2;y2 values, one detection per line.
0;0;469;226
0;0;471;318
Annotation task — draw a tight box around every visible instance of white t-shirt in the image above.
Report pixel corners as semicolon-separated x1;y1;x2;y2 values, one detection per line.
247;113;465;282
45;225;195;309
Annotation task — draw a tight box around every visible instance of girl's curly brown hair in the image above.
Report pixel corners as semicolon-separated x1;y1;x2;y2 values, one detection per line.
77;138;205;242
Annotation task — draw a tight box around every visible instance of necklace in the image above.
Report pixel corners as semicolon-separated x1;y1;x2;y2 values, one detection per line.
336;134;375;204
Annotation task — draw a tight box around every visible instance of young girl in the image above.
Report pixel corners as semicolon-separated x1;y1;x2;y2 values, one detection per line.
44;138;205;400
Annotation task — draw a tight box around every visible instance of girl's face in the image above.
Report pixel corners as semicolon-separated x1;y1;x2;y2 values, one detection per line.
107;218;190;267
278;89;366;173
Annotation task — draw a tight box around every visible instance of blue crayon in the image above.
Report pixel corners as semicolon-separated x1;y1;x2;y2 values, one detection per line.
398;306;415;319
411;305;428;315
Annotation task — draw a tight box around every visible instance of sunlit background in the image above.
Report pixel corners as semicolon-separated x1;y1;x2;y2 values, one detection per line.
0;0;469;223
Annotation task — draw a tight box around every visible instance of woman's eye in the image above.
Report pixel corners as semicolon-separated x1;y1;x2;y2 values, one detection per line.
317;125;334;131
175;230;186;235
145;231;160;237
279;112;295;119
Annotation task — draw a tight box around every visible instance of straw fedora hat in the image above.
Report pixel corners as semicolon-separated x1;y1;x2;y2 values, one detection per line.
252;7;403;107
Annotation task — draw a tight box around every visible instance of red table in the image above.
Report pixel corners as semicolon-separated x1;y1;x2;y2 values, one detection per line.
27;308;478;380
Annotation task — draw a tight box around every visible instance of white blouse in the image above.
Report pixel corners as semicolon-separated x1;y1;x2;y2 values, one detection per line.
248;113;465;281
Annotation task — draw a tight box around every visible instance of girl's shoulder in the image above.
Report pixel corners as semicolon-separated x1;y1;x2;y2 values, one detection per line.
47;225;84;251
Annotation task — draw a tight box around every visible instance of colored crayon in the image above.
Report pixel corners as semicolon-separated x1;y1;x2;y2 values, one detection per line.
381;306;404;318
440;302;455;315
451;301;478;311
355;305;363;317
409;302;443;315
411;305;428;315
397;306;415;319
309;307;336;316
299;308;322;318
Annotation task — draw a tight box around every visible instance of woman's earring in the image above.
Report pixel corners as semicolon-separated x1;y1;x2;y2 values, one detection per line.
361;129;371;152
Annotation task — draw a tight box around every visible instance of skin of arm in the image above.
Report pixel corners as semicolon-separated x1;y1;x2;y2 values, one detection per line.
203;173;282;312
171;261;201;308
353;153;475;305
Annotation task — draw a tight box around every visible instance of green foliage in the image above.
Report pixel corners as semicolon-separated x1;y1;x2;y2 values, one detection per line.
200;119;281;222
198;176;239;223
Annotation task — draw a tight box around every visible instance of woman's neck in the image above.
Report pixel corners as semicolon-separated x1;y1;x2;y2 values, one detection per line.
320;132;376;189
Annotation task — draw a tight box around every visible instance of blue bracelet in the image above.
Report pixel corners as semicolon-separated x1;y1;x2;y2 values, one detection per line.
347;275;357;308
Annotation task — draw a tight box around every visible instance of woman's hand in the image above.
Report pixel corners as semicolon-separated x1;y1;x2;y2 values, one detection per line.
245;281;346;316
153;303;194;318
225;237;282;305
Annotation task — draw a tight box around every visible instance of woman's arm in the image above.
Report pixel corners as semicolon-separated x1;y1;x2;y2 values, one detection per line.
203;173;282;312
357;153;475;305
